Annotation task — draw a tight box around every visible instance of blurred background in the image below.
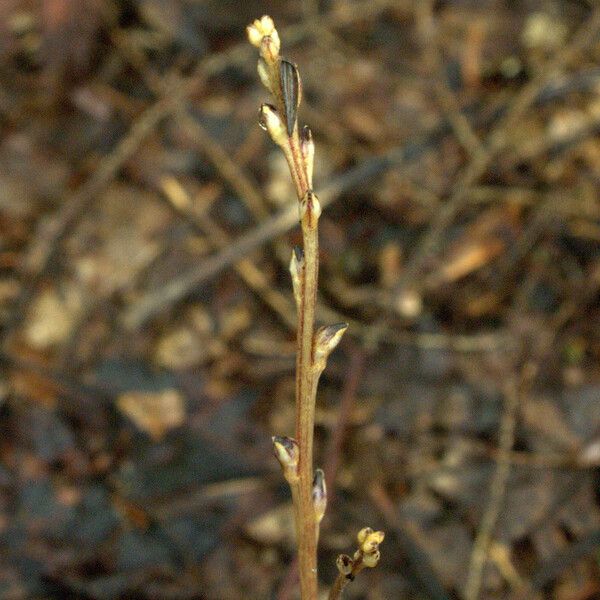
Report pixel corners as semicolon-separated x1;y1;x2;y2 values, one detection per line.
1;0;600;598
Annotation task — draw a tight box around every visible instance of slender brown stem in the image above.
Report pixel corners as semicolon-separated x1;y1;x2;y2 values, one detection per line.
248;18;352;598
294;206;320;600
328;573;347;600
328;555;367;600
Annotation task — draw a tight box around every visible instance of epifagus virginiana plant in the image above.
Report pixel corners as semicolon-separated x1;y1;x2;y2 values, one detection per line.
247;16;384;600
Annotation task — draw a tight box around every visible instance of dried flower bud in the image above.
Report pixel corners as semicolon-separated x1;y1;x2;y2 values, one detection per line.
312;468;327;523
259;104;287;147
280;60;301;137
314;322;348;371
272;435;299;483
299;191;322;228
336;554;354;578
301;126;314;188
289;246;304;308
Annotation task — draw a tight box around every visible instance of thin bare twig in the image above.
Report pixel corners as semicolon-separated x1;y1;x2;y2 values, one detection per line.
464;244;600;598
120;55;600;330
323;345;365;507
120;151;398;329
393;9;600;306
463;373;522;600
159;177;297;330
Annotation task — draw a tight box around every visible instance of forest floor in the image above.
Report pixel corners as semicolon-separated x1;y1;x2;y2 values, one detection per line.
1;1;600;599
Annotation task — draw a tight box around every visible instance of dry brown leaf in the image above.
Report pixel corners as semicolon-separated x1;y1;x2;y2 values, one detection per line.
24;285;83;350
433;206;521;285
117;389;185;441
245;502;295;548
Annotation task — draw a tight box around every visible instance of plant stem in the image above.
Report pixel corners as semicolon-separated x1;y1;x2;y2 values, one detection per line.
328;561;365;600
328;572;349;600
283;128;320;599
295;194;320;600
247;19;344;597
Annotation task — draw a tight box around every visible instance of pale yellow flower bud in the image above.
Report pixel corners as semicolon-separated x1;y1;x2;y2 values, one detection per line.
362;549;381;568
314;322;347;372
272;435;299;484
258;15;275;36
299;191;321;228
289;246;304;309
247;15;277;47
257;58;272;92
300;126;314;188
312;468;327;523
260;35;280;65
258;104;287;147
357;527;373;545
246;23;263;47
358;528;385;555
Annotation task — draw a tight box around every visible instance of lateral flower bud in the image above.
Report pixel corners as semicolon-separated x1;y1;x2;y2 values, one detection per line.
336;554;354;578
259;104;287;147
357;527;372;545
257;57;273;93
312;468;327;523
300;126;315;188
272;435;299;483
289;246;304;308
299;191;322;228
314;322;348;371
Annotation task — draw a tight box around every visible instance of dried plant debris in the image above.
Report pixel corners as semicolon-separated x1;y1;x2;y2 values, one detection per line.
1;1;600;598
117;388;186;440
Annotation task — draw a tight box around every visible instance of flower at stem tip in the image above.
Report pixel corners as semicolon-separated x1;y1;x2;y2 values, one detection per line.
247;15;280;56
